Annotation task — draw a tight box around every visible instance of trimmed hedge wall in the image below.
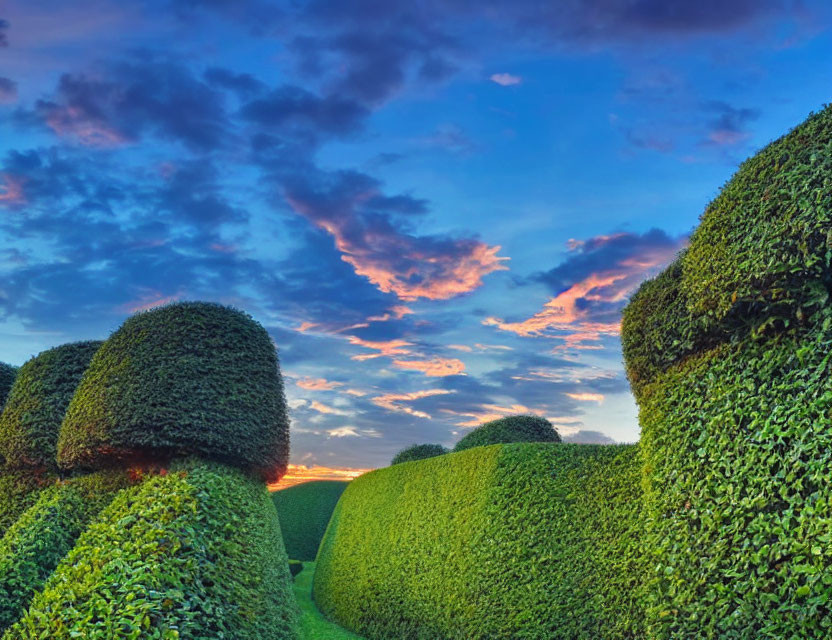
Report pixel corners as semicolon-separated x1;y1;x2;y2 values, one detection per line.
273;480;349;562
5;459;299;639
58;302;291;482
0;471;55;539
453;415;560;452
314;443;645;639
0;342;101;470
390;443;448;465
0;469;132;632
0;363;17;410
622;105;832;638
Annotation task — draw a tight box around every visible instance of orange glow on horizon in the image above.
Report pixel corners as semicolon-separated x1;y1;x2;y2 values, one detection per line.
270;464;373;490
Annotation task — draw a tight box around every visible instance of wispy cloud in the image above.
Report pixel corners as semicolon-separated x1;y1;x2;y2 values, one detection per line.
490;72;522;86
372;389;455;419
392;356;466;377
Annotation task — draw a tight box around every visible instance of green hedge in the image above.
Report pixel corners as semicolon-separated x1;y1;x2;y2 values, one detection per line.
0;342;101;470
390;443;448;465
314;443;645;639
453;415;560;452
0;469;132;632
273;481;349;562
5;459;299;639
0;363;17;410
0;470;56;539
58;302;291;482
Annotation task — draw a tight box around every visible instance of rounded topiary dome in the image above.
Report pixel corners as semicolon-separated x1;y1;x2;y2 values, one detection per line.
57;302;290;482
453;415;560;452
0;363;17;410
0;342;101;470
391;443;448;465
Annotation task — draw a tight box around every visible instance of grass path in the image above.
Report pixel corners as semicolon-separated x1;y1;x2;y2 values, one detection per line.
294;561;365;640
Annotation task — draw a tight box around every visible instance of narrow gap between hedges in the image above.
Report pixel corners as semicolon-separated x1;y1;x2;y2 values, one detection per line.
293;561;365;640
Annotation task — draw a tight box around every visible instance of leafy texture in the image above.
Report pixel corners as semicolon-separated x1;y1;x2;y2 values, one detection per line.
0;470;132;632
622;105;832;638
0;364;17;411
390;443;448;465
0;470;55;539
314;443;645;639
5;459;300;639
0;342;101;470
273;481;349;562
452;415;560;452
58;302;291;482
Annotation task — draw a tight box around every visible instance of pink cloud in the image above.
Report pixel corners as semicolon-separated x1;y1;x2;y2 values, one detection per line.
347;336;414;361
442;403;547;428
0;174;25;206
392;357;466;377
490;73;522;86
372;389;454;419
565;392;605;404
295;377;343;391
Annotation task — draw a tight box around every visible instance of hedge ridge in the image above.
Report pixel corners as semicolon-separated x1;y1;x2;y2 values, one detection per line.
0;469;132;632
273;481;349;562
390;444;448;465
313;443;645;639
452;415;560;452
58;302;291;482
0;471;56;540
0;342;101;470
5;459;300;639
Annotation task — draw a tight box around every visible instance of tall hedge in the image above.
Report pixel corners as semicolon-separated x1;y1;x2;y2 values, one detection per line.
0;363;17;410
453;415;560;452
314;443;645;639
273;480;349;562
0;342;101;470
390;443;448;465
0;469;131;632
58;302;291;482
622;105;832;638
5;460;299;639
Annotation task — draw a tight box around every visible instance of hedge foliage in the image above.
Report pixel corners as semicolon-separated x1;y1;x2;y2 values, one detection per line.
273;481;349;562
314;443;645;639
0;363;17;410
58;302;291;482
390;443;448;465
621;105;832;638
5;459;299;639
0;470;55;539
0;470;132;632
452;415;560;452
0;342;101;470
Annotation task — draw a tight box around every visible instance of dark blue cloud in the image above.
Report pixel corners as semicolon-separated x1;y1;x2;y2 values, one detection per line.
0;19;9;48
0;77;16;102
203;67;265;96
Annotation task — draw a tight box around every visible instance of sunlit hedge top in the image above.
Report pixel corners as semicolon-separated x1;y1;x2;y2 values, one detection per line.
453;415;560;452
0;363;17;410
390;443;448;465
57;302;290;482
0;342;101;470
622;106;832;393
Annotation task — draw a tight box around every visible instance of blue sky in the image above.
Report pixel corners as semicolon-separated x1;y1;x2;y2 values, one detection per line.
1;0;831;473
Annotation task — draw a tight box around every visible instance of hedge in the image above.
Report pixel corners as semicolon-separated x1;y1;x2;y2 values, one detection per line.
58;302;291;482
314;443;645;639
0;470;56;539
5;459;299;639
453;415;560;452
390;443;448;465
0;469;132;632
621;105;832;638
273;480;349;562
0;342;101;470
0;363;17;410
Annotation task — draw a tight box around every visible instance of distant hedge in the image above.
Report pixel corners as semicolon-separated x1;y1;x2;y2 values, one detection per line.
58;302;291;482
0;342;101;470
314;443;645;639
0;470;131;632
453;415;560;452
0;471;55;539
273;480;349;562
622;105;832;638
0;364;17;410
6;460;299;639
390;443;448;465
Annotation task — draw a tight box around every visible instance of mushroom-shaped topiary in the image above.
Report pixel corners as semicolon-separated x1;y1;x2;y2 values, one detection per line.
57;302;290;482
0;362;17;410
391;443;448;465
453;415;560;452
0;342;102;470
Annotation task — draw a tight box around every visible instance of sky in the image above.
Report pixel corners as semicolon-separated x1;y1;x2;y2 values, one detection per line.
1;0;832;479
